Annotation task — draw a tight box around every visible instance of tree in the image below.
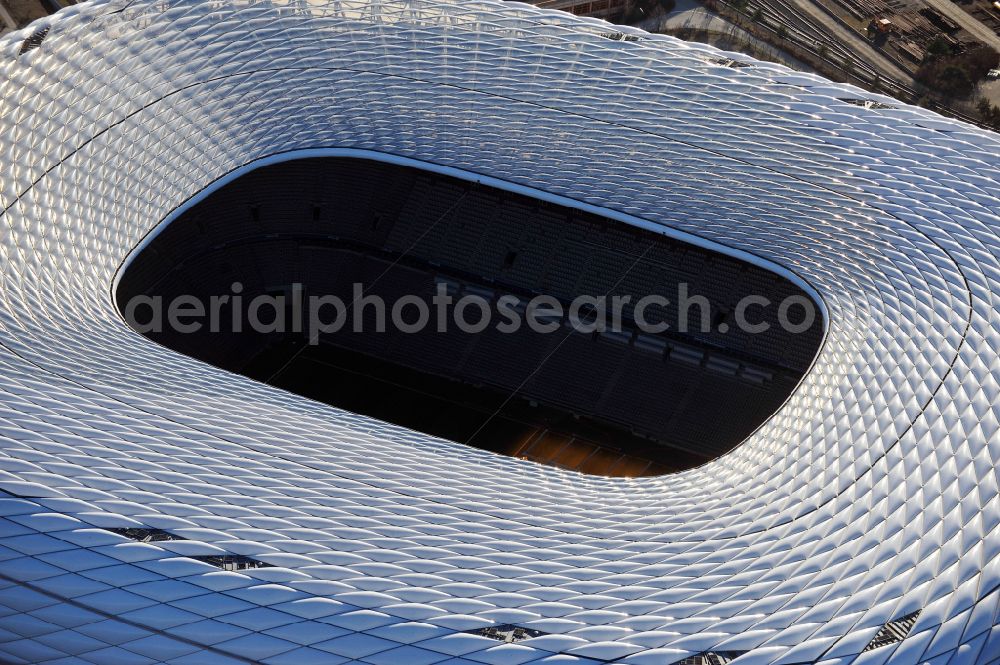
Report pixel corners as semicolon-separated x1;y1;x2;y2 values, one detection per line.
916;47;999;98
936;65;972;97
926;36;951;58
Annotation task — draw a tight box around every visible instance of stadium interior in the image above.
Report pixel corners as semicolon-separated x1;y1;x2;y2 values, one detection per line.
116;157;824;477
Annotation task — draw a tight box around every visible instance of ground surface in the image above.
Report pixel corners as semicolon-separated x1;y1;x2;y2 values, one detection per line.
924;0;1000;49
791;0;913;80
639;0;816;70
2;0;47;28
980;77;1000;104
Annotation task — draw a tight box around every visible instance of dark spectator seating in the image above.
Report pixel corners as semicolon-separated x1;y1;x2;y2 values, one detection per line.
116;157;823;476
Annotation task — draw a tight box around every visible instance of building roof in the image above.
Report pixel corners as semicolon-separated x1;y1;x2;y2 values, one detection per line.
0;1;999;663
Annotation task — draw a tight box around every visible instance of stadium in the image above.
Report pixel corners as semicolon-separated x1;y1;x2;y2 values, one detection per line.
0;0;998;663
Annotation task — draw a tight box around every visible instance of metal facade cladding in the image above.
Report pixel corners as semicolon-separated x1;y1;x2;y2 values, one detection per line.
0;1;998;663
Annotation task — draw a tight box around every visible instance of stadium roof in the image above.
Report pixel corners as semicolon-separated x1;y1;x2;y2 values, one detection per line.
0;0;999;663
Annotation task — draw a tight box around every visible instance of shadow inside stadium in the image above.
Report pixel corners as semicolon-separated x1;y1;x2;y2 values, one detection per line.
116;157;823;477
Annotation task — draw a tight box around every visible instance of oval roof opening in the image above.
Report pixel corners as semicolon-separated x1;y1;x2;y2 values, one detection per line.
117;156;823;477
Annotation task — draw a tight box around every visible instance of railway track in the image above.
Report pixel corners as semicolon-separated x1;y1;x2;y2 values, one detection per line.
710;0;990;127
